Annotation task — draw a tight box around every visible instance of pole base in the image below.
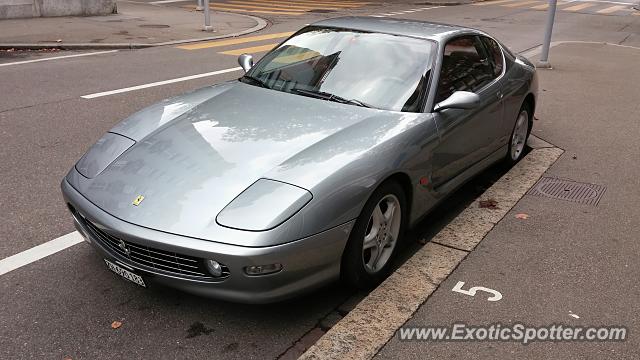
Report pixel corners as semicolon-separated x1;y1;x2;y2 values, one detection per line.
536;60;553;69
203;25;214;32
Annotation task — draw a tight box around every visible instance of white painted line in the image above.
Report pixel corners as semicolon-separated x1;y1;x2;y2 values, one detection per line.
0;50;117;68
0;232;84;276
81;66;242;99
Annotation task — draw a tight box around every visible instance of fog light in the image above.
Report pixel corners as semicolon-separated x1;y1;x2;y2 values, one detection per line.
244;263;283;276
205;260;224;277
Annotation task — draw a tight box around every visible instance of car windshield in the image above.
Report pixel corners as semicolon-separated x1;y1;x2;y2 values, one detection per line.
243;26;436;112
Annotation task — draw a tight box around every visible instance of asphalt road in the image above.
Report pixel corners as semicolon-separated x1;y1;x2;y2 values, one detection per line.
1;1;638;359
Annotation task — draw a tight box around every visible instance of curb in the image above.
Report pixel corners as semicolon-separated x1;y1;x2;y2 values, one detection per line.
0;11;267;50
300;140;564;360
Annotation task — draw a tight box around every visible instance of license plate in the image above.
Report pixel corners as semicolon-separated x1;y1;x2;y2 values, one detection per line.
104;259;146;288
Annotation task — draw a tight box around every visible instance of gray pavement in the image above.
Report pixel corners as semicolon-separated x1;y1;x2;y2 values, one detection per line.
1;1;639;359
378;42;640;359
0;1;263;47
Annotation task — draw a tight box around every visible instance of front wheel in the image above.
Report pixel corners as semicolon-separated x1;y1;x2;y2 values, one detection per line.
506;104;531;164
342;181;407;290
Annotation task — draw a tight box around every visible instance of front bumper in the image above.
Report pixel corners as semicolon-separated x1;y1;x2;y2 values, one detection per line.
62;179;353;304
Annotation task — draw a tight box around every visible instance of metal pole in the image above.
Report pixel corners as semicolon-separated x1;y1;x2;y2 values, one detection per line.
203;0;213;32
538;0;557;68
196;0;203;11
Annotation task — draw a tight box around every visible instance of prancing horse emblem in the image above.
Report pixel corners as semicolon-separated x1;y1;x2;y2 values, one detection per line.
132;195;145;206
118;239;131;256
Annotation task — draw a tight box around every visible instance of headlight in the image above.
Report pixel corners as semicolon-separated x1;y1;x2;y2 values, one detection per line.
216;178;312;231
75;133;135;178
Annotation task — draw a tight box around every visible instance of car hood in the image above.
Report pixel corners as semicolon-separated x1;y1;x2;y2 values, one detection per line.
68;82;402;243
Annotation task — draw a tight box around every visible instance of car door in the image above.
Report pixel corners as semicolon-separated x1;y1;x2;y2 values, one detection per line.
430;35;505;187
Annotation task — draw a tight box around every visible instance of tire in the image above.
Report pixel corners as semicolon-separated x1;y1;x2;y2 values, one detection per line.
341;180;407;290
505;103;532;164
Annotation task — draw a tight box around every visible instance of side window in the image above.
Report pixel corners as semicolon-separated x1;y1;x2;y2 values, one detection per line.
481;36;504;77
435;36;496;104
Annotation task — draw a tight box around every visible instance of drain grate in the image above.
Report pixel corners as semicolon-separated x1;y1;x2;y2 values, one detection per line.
527;177;606;206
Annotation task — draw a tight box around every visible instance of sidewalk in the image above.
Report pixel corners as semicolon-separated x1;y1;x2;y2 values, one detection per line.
375;42;640;358
0;1;266;49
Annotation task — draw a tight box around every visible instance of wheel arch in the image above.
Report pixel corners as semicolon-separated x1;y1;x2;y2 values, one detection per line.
522;93;536;134
384;172;413;220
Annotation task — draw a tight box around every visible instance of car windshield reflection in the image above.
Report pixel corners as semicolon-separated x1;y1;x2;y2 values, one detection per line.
242;27;436;113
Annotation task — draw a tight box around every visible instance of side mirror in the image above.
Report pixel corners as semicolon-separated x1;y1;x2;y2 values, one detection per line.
433;91;480;112
238;54;254;73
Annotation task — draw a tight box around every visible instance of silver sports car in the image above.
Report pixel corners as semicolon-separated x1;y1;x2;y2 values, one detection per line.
62;17;537;303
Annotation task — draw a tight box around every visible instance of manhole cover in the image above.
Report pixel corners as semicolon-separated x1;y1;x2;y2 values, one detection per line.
527;177;606;206
139;24;170;28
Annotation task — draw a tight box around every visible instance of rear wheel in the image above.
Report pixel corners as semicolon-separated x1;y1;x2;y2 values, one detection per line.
506;104;531;164
342;181;407;289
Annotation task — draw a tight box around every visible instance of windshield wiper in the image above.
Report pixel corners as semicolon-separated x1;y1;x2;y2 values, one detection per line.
290;88;378;109
241;75;271;89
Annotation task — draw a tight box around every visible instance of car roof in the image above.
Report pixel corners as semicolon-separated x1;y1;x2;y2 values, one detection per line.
310;17;477;41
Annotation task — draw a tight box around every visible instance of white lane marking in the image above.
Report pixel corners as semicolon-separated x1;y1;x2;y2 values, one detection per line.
81;66;242;99
0;50;118;68
0;232;84;276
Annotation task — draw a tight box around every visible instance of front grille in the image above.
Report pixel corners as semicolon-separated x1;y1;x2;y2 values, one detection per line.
81;217;229;280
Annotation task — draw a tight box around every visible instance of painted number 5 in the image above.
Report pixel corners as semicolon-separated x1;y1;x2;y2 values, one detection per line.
452;281;502;302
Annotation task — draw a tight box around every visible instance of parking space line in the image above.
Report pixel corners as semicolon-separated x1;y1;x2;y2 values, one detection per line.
220;43;276;56
0;232;83;276
0;50;117;68
176;31;293;50
80;67;242;99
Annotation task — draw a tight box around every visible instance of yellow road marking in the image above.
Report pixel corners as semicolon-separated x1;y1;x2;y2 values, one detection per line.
473;0;517;6
243;0;367;7
503;1;542;7
220;43;277;56
530;3;549;9
227;0;345;10
207;3;312;12
177;31;294;50
205;5;304;15
273;50;319;64
563;2;596;11
597;5;626;13
272;0;369;5
530;1;566;10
